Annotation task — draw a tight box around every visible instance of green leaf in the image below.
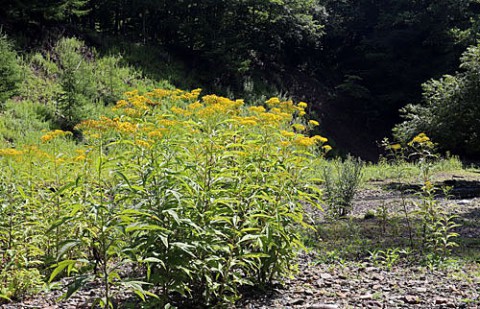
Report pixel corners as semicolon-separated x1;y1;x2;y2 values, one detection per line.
61;275;94;300
57;240;81;260
49;260;76;283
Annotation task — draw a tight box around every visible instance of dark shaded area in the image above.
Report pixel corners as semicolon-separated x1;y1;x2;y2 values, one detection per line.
384;180;480;199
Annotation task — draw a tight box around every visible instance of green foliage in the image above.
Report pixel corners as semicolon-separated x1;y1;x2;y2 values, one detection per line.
0;33;22;105
6;37;161;137
413;184;460;257
368;248;402;270
0;267;44;301
3;0;89;23
395;44;480;156
323;156;364;218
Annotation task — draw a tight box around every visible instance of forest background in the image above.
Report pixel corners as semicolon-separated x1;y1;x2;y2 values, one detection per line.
1;0;480;159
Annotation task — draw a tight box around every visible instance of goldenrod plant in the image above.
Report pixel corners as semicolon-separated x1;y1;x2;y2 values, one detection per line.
0;88;327;307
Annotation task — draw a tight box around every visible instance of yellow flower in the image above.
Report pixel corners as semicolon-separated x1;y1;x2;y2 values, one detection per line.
232;116;259;126
115;100;129;108
390;144;401;151
279;100;296;114
298;102;308;109
423;180;434;191
171;106;192;117
124;90;139;97
312;135;328;143
159;119;178;127
0;148;24;157
248;106;266;114
308;120;319;127
181;88;202;100
187;101;203;110
135;140;152;149
292;123;306;132
322;145;332;152
266;97;281;107
74;155;86;162
123;107;142;117
410;133;429;144
115;121;138;134
41;130;73;143
293;136;316;147
280;130;295;138
147;130;166;139
259;112;284;125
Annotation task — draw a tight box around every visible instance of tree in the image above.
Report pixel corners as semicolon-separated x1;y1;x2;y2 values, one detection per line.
320;0;476;131
394;44;480;156
0;32;22;106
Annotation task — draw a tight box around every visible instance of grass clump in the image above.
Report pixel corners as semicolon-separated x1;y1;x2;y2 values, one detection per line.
323;156;364;218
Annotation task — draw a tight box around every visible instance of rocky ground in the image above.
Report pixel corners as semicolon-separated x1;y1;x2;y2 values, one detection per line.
234;184;480;309
235;253;480;309
2;178;480;309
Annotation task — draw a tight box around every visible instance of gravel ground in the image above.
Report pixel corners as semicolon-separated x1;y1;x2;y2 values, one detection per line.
235;252;480;309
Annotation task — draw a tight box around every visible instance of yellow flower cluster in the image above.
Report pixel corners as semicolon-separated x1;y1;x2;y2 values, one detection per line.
410;133;430;144
114;94;151;115
197;98;242;117
76;117;137;135
41;130;73;143
308;120;319;127
72;87;332;159
389;143;402;151
423;180;434;191
408;133;434;147
258;112;285;125
171;106;193;117
232;116;259;126
248;106;266;114
181;88;202;101
135;139;152;149
0;148;24;157
280;130;295;138
293;135;328;147
187;101;204;110
292;123;306;132
73;149;89;162
147;129;167;139
266;97;281;107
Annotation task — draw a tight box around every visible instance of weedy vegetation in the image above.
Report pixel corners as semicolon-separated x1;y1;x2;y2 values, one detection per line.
0;35;479;308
